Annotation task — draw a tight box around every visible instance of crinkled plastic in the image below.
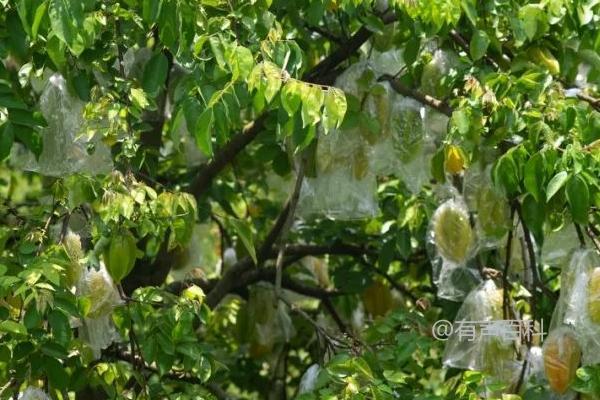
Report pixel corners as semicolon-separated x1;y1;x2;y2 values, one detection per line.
420;49;460;98
298;364;321;394
298;125;378;219
246;284;296;350
78;262;122;319
77;263;122;358
543;326;581;395
18;387;49;400
541;224;580;267
463;165;510;249
63;229;84;287
122;47;152;79
169;224;221;281
443;280;519;390
368;48;404;77
11;74;113;176
79;314;121;359
429;197;476;265
550;249;600;366
170;109;207;167
428;196;481;301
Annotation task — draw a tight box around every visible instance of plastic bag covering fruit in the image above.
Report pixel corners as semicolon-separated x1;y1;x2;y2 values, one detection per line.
78;263;122;319
443;280;517;377
63;230;84;287
241;284;296;357
541;224;580;267
79;312;122;359
543;327;581;394
169;223;221;281
103;229;137;283
463;165;510;249
18;387;50;400
588;267;600;324
420;49;460;99
10;74;113;176
434;263;481;302
550;249;600;366
430;198;474;264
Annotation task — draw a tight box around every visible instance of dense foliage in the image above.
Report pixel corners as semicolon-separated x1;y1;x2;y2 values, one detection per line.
1;0;600;399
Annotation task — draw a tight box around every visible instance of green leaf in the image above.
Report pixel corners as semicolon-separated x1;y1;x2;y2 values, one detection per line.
452;109;470;135
470;30;490;61
32;1;48;40
0;320;27;336
524;153;545;203
263;62;282;103
546;171;568;201
461;0;478;26
521;193;545;245
493;153;520;196
280;80;302;117
143;0;163;23
194;107;213;157
519;4;548;40
142;52;169;96
43;356;69;389
48;0;90;55
566;175;590;225
323;87;347;132
230;219;257;265
231;45;254;80
209;36;226;68
300;84;324;127
0;124;14;161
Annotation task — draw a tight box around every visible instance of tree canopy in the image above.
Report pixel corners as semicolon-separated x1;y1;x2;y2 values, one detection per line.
1;0;600;399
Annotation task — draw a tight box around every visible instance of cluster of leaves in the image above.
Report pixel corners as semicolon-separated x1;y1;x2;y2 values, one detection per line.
2;0;600;399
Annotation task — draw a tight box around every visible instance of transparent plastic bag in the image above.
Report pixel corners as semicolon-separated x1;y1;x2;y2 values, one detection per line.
78;262;122;319
420;49;460;98
428;195;480;301
247;284;296;350
79;314;121;359
550;249;600;366
10;74;113;176
463;165;510;249
368;48;404;77
443;280;517;376
543;326;581;395
298;364;322;394
18;388;49;400
77;262;122;358
298;127;379;220
428;197;476;265
541;224;580;267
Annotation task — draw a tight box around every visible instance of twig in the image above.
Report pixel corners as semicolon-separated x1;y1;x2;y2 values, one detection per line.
378;74;453;116
503;206;516;319
574;223;587;248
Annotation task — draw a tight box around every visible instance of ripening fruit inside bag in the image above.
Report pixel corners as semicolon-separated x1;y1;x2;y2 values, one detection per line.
543;328;581;394
588;267;600;324
431;200;474;264
475;186;510;239
444;145;465;174
103;229;138;283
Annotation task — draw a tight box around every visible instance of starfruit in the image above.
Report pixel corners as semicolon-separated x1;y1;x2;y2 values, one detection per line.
432;200;474;264
444;145;465;175
543;327;581;394
588;267;600;324
103;229;138;283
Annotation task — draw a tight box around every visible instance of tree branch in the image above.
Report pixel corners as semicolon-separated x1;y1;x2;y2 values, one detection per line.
378;74;453;116
189;12;397;200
